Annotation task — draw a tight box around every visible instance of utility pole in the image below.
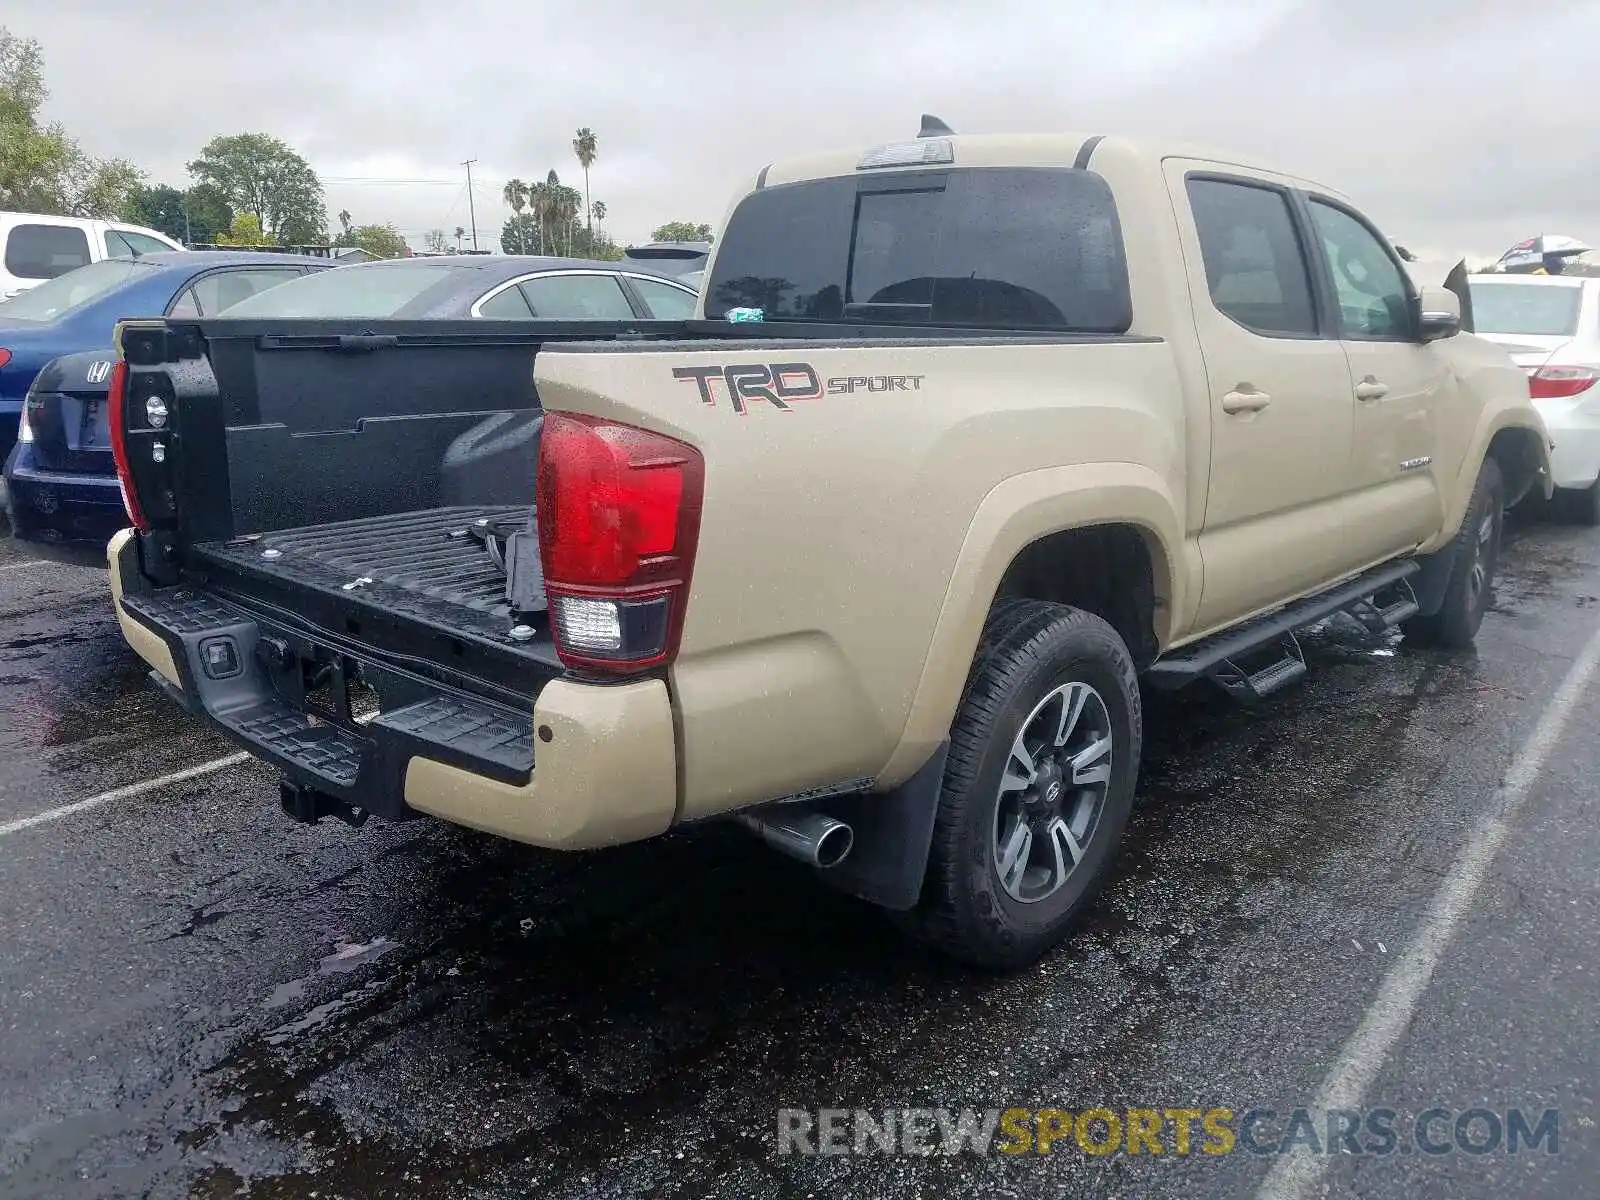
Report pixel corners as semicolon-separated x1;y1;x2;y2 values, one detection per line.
463;159;479;252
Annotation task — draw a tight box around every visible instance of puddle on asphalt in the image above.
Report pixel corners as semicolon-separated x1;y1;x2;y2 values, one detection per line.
263;937;399;1010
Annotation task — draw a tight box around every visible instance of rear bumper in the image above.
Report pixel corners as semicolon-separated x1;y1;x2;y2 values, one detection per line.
5;453;127;552
107;529;679;850
1533;395;1600;489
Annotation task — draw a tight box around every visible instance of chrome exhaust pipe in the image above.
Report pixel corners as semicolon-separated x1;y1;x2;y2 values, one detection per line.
732;807;854;869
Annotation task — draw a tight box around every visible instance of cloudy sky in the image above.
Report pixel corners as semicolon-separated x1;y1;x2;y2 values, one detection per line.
19;0;1600;259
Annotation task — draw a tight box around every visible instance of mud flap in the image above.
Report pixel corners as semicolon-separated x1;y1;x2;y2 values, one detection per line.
814;742;949;911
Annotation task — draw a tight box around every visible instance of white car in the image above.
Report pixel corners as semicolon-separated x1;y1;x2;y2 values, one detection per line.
1468;273;1600;522
0;212;184;300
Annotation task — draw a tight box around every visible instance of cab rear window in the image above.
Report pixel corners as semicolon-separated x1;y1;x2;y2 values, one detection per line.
705;167;1130;333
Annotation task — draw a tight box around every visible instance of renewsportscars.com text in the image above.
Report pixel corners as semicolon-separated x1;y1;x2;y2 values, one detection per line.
776;1106;1561;1158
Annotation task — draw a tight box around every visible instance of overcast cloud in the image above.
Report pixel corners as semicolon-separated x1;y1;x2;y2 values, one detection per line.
17;0;1600;259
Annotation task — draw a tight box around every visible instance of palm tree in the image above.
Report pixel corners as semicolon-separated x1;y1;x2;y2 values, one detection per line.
572;128;597;238
502;179;528;252
527;175;550;254
591;200;606;244
453;225;465;251
337;209;352;236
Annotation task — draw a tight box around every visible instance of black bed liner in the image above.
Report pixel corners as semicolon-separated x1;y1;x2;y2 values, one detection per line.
194;506;540;622
185;506;559;700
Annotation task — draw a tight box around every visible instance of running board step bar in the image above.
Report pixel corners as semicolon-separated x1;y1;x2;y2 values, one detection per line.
1146;560;1422;694
1210;633;1307;702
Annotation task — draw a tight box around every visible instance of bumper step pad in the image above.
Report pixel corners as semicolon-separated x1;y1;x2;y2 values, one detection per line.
118;585;534;813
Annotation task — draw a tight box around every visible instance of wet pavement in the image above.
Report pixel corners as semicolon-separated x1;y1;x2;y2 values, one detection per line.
0;520;1595;1200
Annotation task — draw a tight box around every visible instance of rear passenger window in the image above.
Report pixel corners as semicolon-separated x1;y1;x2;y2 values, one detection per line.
105;230;137;258
1186;179;1317;337
518;274;636;319
189;269;300;315
4;224;92;280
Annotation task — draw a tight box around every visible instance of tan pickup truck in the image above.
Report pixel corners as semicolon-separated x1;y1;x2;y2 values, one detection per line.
106;121;1549;967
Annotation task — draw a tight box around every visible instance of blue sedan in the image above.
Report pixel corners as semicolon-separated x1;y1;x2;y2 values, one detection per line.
1;251;331;559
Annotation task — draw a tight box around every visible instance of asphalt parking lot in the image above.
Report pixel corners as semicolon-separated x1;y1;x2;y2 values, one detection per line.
0;517;1595;1200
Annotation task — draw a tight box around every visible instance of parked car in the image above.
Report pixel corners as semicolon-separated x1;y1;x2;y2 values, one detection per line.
217;255;699;321
2;251;332;558
1467;273;1600;521
619;241;711;279
107;127;1548;969
0;212;184;300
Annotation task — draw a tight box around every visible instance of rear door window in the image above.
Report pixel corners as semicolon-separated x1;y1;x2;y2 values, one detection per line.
189;269;303;315
105;230;138;258
518;273;637;319
705;168;1131;332
628;276;697;318
4;224;93;280
1185;179;1318;337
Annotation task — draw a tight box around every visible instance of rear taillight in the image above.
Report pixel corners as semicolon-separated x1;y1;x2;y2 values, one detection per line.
1529;365;1599;399
536;413;704;674
0;348;11;370
107;360;149;530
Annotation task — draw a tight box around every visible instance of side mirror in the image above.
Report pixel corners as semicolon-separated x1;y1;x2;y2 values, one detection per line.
1416;285;1461;342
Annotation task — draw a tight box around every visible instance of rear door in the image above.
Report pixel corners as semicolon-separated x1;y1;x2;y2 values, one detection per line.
1303;196;1446;551
1167;165;1360;631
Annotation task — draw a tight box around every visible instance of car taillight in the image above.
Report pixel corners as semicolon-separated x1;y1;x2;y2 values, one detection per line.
0;348;11;370
536;413;703;674
107;361;149;530
1529;365;1599;399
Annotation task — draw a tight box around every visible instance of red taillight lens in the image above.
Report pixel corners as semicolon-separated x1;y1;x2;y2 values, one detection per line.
1529;365;1599;399
536;413;703;673
0;348;11;370
106;361;149;530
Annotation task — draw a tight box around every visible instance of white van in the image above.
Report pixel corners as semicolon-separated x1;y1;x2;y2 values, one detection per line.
0;213;185;299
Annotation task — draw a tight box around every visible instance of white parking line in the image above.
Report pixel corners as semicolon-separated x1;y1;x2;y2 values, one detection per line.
0;752;251;839
1256;618;1600;1200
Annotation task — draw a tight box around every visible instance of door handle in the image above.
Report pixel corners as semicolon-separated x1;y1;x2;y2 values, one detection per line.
1221;388;1271;414
1354;378;1389;402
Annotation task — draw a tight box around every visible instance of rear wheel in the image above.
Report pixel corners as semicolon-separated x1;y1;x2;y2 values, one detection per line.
1404;457;1503;648
1557;479;1600;527
902;599;1141;969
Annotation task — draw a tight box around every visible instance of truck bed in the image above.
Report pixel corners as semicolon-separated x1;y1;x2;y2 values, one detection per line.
193;505;541;629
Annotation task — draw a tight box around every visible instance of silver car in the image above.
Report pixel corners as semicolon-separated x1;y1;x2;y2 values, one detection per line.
1467;274;1600;520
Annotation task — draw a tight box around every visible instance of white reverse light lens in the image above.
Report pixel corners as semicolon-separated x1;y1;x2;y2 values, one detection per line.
17;402;33;443
553;596;622;653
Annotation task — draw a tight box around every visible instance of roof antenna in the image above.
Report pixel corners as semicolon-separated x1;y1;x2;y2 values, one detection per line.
918;114;955;138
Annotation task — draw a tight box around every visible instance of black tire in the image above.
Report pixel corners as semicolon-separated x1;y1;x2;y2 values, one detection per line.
1557;479;1600;527
1404;457;1504;648
901;598;1141;970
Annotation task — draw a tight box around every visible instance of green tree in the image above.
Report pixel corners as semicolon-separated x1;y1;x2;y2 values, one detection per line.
501;213;539;257
213;212;268;247
591;200;606;238
183;183;233;243
572;128;597;238
1;27;144;217
651;221;714;244
453;225;465;251
334;222;407;258
188;132;326;243
501;178;528;251
123;184;189;240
